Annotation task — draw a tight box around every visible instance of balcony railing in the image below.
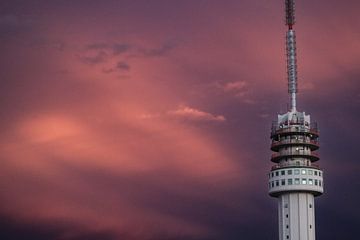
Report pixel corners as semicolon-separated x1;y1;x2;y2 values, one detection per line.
271;139;319;150
271;121;319;137
271;151;320;162
271;126;319;137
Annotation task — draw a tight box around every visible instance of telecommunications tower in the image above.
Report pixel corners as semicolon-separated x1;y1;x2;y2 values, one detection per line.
268;1;323;240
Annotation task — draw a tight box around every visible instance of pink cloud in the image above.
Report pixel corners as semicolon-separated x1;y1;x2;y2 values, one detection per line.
167;106;226;122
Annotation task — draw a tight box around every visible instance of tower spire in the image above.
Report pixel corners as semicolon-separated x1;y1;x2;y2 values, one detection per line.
285;0;298;111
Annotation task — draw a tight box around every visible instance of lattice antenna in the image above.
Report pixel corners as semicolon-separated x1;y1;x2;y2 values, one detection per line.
285;0;296;28
285;0;298;111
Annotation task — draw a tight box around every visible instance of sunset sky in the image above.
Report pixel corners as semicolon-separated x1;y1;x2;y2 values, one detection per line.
0;0;359;239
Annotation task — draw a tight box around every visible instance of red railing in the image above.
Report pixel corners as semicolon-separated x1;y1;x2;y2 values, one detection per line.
271;152;319;161
271;127;319;136
271;139;319;148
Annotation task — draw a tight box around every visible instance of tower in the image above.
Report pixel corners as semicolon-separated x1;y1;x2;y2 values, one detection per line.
268;1;323;240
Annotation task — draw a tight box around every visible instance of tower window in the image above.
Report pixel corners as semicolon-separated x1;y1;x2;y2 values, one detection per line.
276;171;279;176
314;180;318;186
288;179;293;185
301;179;307;185
309;204;312;208
294;169;300;175
309;179;313;185
276;180;279;186
295;178;300;185
308;170;313;175
314;171;318;176
281;170;285;176
287;236;289;239
310;225;312;229
281;179;286;186
286;225;289;229
319;172;322;177
286;214;288;218
287;170;292;175
301;169;307;175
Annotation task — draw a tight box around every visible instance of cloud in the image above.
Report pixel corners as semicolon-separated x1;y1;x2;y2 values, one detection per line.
116;61;130;71
141;40;178;57
0;14;35;39
86;43;131;55
167;106;226;122
222;81;247;92
79;50;108;65
79;42;131;65
1;1;360;239
216;81;249;98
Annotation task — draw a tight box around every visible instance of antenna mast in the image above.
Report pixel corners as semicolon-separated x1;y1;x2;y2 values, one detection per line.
285;0;298;112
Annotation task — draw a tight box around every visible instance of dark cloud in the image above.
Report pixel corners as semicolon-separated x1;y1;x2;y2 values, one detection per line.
116;61;130;71
142;40;178;57
0;215;118;240
79;50;108;65
86;42;131;55
112;43;131;55
0;14;34;39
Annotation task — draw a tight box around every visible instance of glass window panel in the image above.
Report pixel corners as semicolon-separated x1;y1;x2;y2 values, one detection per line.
295;169;300;175
302;179;307;185
288;179;293;185
295;178;300;185
288;170;292;175
301;169;307;175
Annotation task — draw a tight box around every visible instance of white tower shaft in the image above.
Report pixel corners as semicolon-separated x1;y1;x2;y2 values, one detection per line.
278;193;316;240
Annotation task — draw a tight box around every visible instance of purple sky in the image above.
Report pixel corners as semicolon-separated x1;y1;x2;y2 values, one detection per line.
0;1;359;239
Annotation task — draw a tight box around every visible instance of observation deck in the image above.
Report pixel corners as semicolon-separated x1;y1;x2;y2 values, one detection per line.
268;165;324;197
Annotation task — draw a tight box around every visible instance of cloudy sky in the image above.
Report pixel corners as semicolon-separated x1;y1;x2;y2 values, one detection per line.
0;0;359;239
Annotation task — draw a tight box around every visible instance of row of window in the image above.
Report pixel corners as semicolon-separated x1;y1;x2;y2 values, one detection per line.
281;146;310;151
269;169;322;178
269;178;323;188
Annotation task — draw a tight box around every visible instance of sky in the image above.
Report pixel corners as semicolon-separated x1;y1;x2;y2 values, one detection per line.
0;0;359;239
